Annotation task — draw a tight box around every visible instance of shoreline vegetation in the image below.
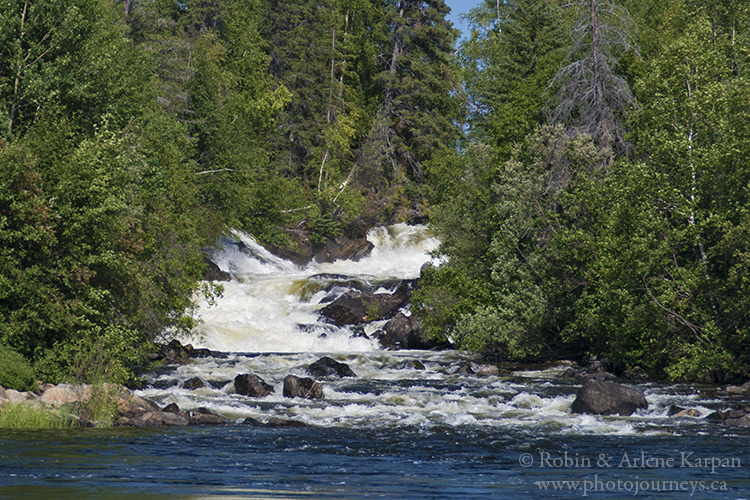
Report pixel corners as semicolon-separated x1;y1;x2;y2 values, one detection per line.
2;0;750;412
4;339;750;430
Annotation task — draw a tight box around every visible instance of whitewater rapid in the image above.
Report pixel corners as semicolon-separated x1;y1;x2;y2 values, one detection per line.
178;224;442;353
137;225;724;437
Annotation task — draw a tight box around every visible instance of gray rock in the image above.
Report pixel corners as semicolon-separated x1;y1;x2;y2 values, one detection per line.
241;417;263;426
394;360;426;370
571;380;648;416
119;410;190;427
234;374;274;398
189;407;226;425
725;415;750;427
307;356;356;378
319;282;412;326
380;313;437;349
203;258;231;281
283;375;324;400
117;394;162;419
265;417;308;428
182;377;206;390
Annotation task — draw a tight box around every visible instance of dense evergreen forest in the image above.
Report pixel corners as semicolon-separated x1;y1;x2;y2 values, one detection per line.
1;0;749;385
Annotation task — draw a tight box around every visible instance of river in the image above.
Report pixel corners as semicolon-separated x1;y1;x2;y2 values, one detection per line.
1;225;750;499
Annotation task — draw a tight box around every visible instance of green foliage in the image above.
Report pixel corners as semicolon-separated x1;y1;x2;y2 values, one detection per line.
0;345;37;392
0;0;212;383
366;0;460;183
7;0;750;387
460;0;566;157
34;325;145;386
74;383;121;427
413;0;750;382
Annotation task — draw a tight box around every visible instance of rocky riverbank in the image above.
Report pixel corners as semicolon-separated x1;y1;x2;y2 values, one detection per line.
4;350;750;430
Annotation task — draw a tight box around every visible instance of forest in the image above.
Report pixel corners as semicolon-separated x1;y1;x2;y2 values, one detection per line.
1;0;749;386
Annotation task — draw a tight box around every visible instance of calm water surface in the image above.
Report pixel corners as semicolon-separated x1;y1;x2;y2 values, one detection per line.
2;423;750;498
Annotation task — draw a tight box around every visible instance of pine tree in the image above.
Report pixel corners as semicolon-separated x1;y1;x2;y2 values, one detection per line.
460;0;566;158
359;0;460;186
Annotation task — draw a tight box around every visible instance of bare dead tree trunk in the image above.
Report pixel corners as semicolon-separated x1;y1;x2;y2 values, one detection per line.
545;0;637;156
590;0;603;120
319;10;351;194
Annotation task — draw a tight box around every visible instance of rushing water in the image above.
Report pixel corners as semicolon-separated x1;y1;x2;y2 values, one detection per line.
2;224;750;499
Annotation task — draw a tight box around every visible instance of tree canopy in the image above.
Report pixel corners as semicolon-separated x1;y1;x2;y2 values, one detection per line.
1;0;749;384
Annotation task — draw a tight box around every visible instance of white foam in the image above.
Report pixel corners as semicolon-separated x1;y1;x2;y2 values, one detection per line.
180;225;440;353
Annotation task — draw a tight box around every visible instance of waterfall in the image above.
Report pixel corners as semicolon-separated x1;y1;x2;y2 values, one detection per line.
178;223;442;354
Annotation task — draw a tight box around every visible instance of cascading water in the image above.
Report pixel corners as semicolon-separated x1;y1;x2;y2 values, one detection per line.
4;224;750;499
139;224;735;436
177;223;442;353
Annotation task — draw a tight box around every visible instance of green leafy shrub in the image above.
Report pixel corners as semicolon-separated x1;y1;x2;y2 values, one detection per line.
0;346;38;392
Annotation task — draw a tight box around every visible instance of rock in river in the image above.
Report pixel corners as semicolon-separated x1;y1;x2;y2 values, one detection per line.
307;356;356;378
283;375;324;400
234;374;274;398
571;380;648;416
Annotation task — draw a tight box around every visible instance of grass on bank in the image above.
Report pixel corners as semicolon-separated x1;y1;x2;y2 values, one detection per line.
0;382;122;429
0;343;123;428
0;403;74;429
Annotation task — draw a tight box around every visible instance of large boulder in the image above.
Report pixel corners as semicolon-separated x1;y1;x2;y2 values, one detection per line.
571;380;648;416
307;357;356;378
319;282;412;325
313;236;374;263
234;374;274;398
2;388;37;404
40;384;89;407
182;377;207;390
283;375;324;400
378;313;437;350
117;394;162;419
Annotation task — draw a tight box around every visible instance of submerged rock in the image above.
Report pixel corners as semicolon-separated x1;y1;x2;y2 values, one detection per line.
725;414;750;427
121;411;190;427
307;356;356;378
283;375;324;400
673;408;702;418
234;374;274;398
394;360;426;370
265;417;309;428
571;380;648;417
726;380;750;395
182;377;206;390
241;417;264;426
